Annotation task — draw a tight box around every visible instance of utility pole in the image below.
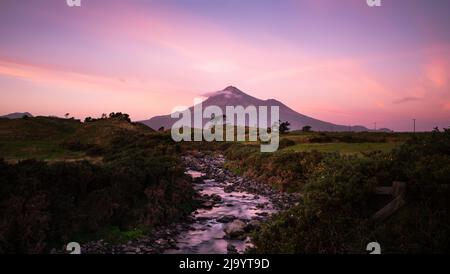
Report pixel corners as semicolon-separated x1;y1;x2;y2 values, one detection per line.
413;119;416;133
374;122;377;131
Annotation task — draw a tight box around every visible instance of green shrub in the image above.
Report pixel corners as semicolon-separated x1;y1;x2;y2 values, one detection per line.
251;129;450;253
279;138;296;149
0;132;195;253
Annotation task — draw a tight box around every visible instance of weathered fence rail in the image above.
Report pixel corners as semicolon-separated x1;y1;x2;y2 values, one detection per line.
371;181;406;223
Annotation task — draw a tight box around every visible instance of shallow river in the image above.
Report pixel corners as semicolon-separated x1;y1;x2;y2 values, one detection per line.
165;170;275;254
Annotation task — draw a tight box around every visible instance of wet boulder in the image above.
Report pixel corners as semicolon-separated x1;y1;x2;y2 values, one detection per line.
201;201;214;209
210;194;223;203
224;219;246;239
196;216;211;222
244;219;262;232
227;244;238;254
217;215;236;223
224;185;234;193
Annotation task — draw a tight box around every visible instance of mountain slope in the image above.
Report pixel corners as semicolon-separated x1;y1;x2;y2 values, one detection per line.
140;86;388;132
0;112;33;119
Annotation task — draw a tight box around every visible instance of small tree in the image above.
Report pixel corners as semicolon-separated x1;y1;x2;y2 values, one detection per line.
108;112;131;122
279;120;291;134
302;125;312;132
65;113;70;119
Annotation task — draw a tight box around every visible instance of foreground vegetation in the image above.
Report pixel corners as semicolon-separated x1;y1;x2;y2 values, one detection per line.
0;115;195;253
0;115;448;254
222;130;450;253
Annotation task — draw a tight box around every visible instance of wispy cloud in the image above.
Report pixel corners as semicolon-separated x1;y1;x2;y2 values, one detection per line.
1;0;450;130
393;96;421;104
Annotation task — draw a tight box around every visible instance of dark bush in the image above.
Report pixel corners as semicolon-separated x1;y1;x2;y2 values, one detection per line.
279;138;296;149
0;132;195;253
250;129;450;253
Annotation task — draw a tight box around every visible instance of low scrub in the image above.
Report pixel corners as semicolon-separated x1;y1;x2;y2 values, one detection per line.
0;125;195;254
246;129;450;253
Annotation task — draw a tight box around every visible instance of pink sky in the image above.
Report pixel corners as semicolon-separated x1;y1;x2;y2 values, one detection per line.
0;0;449;131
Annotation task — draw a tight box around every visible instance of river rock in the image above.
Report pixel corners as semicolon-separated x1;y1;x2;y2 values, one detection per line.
155;238;168;246
227;244;238;254
245;219;262;232
256;203;265;209
196;216;211;222
217;215;236;223
210;194;222;203
256;212;269;217
201;201;214;209
224;186;234;193
224;219;246;239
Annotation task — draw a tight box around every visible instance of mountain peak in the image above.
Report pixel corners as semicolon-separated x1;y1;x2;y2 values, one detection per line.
207;86;247;99
223;86;241;93
141;86;390;132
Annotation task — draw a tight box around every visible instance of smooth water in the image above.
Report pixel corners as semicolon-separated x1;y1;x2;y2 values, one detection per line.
165;170;275;254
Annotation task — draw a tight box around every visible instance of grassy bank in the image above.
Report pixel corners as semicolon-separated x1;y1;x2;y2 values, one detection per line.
284;142;399;154
221;130;450;253
0;116;195;253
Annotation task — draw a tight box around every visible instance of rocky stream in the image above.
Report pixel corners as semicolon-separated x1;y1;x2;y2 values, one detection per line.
76;153;299;254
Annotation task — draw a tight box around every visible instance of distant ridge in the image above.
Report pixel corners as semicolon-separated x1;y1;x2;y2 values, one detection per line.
140;86;392;132
0;112;33;119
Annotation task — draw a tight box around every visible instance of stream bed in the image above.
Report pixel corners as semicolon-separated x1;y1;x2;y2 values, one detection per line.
164;153;297;254
76;153;299;254
165;169;276;254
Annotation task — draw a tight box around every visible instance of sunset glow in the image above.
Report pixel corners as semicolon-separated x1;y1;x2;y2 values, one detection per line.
1;0;449;131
